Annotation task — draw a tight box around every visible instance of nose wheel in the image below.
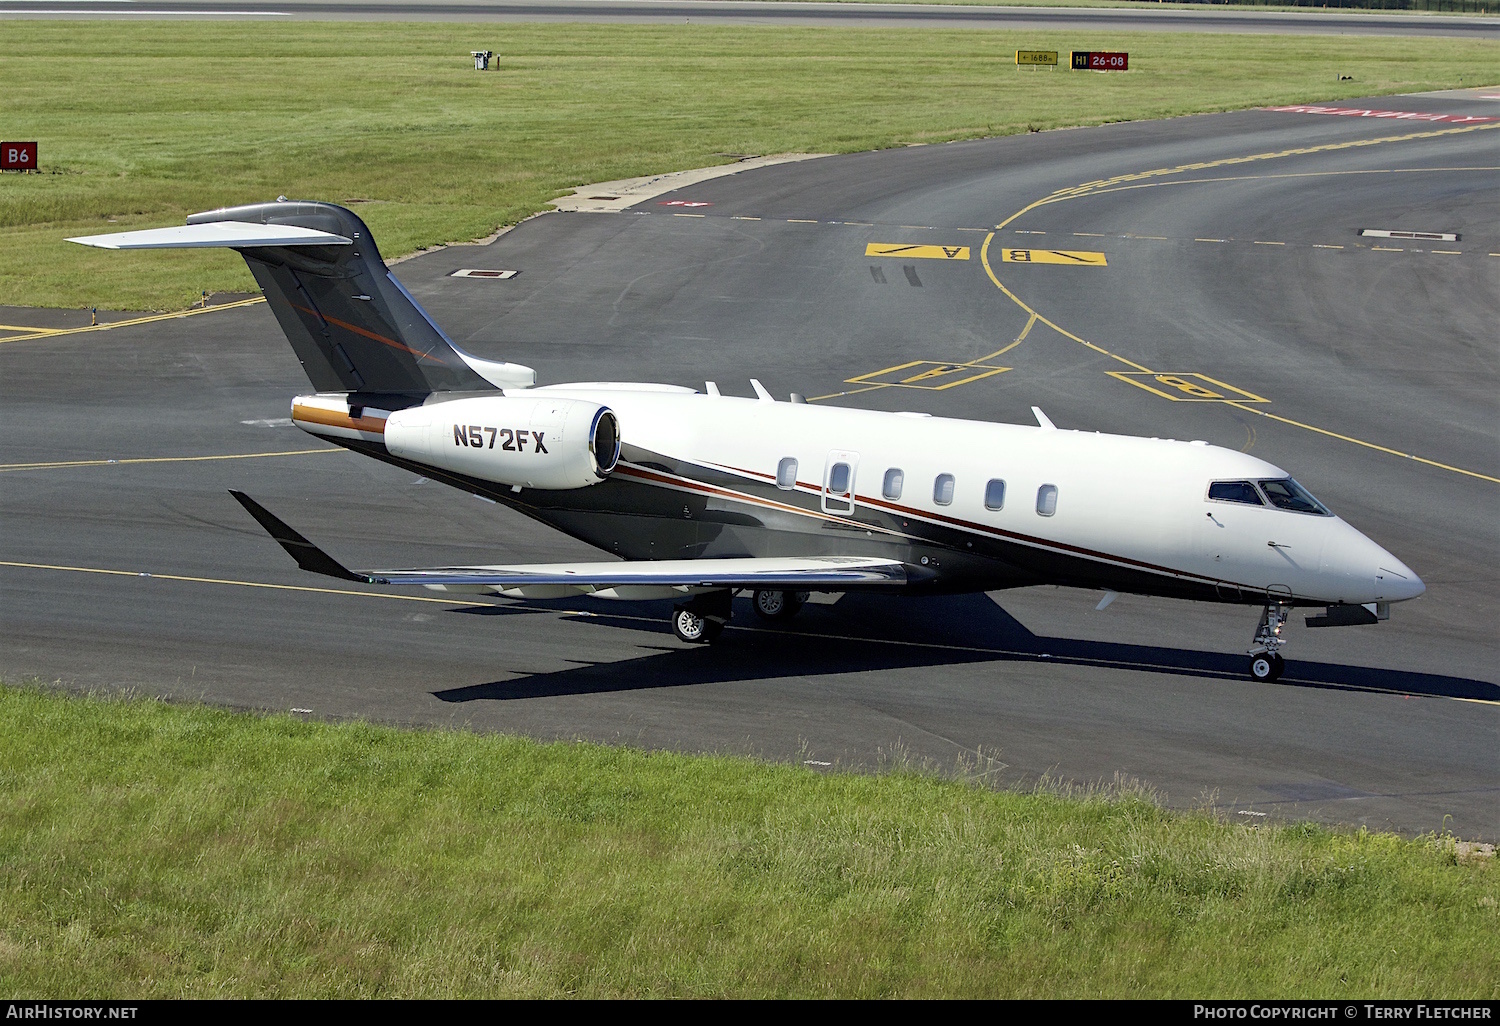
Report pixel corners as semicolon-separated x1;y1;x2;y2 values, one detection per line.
1247;601;1290;682
1249;653;1285;683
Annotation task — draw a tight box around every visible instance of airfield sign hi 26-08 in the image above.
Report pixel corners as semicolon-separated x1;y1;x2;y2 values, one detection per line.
1071;52;1129;71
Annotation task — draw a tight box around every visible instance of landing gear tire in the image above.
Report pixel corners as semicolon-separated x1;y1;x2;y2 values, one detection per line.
752;589;806;621
1249;653;1285;683
672;608;725;644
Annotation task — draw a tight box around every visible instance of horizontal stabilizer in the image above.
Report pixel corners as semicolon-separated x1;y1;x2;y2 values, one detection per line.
230;491;907;593
67;221;352;250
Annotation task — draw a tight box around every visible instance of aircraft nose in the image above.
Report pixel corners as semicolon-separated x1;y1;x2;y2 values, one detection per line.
1376;557;1426;602
1322;522;1424;603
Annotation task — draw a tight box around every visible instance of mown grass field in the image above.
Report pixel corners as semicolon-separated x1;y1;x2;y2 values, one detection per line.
0;684;1495;998
2;21;1497;309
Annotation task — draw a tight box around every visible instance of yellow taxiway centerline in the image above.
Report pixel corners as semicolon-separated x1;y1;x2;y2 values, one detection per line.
5;557;1490;705
0;448;343;473
0;296;267;346
0;559;493;607
971;125;1500;485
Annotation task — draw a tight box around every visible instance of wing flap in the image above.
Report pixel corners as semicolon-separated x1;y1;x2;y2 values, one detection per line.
67;220;352;250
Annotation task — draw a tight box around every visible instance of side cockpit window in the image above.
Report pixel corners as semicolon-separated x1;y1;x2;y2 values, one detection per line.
1207;480;1263;506
1258;478;1330;516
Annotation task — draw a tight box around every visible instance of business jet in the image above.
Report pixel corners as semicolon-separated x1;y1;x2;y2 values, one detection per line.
70;201;1425;682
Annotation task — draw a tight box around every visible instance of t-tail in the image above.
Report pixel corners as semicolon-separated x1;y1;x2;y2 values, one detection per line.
69;200;534;398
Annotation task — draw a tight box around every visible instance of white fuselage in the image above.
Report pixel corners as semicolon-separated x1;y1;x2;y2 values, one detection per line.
519;385;1424;607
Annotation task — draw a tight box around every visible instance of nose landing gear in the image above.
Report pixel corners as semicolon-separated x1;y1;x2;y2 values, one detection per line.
1248;601;1289;682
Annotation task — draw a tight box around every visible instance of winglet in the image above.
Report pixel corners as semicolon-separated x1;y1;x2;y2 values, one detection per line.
1031;406;1056;430
228;490;366;582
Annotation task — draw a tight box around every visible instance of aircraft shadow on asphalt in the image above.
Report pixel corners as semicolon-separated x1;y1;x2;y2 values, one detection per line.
432;593;1497;704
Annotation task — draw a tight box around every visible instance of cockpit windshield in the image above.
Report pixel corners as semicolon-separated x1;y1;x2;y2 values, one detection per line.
1257;478;1330;515
1207;480;1263;506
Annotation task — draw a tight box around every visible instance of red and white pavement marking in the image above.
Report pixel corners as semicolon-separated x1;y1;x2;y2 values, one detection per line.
1262;105;1497;125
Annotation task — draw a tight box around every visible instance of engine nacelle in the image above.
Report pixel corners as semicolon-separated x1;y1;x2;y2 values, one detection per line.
385;395;619;490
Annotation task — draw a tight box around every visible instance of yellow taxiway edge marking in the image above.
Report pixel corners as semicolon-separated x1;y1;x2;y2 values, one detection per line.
1223;403;1500;485
1001;248;1106;266
0;559;494;608
981;233;1152;373
0;296;268;346
865;243;970;260
0;448;342;473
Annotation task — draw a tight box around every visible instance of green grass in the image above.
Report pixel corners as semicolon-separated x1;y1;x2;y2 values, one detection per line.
0;684;1495;997
2;22;1497;310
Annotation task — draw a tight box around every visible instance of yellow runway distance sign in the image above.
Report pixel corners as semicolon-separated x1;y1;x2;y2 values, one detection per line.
866;243;971;261
1016;50;1059;67
1108;371;1270;404
846;360;1009;391
1001;248;1107;266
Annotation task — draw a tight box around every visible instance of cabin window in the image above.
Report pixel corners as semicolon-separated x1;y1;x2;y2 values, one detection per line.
1207;480;1263;506
933;474;955;506
1258;478;1330;516
828;462;851;495
776;457;798;490
882;468;904;500
1036;484;1058;517
984;479;1006;511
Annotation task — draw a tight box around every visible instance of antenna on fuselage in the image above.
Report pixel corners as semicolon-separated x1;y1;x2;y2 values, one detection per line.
1032;406;1056;430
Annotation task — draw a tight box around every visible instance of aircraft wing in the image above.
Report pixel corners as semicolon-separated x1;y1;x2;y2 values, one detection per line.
230;490;907;592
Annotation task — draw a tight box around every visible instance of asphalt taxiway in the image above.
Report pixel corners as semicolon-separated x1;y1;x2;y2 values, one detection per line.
2;88;1496;838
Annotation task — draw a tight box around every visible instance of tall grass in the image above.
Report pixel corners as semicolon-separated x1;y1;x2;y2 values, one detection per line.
2;22;1496;309
0;684;1494;997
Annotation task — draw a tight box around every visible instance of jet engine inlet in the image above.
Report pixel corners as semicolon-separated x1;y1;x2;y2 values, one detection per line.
591;408;620;476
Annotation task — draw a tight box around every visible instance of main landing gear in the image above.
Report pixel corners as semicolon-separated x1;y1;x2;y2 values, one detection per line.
752;589;808;621
671;589;732;645
671;589;811;644
1248;601;1290;682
